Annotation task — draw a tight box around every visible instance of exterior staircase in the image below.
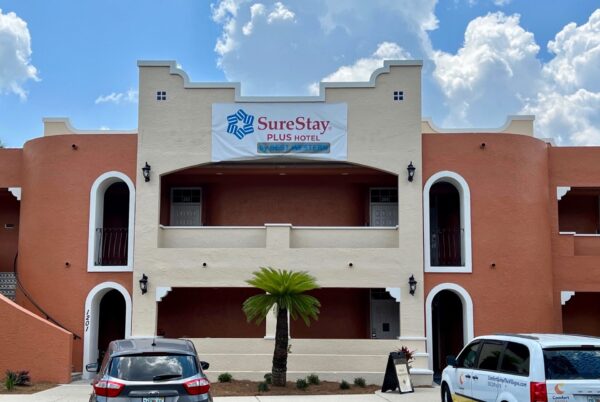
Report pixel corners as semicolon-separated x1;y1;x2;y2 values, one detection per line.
0;272;17;301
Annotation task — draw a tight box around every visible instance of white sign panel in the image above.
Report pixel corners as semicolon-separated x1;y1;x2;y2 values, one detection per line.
212;103;347;161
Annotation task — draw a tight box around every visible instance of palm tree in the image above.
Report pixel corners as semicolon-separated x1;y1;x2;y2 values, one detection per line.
243;267;320;386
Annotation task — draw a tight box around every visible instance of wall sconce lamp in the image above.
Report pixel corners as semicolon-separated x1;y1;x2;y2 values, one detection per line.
142;162;151;182
407;162;416;182
408;275;417;296
139;274;148;295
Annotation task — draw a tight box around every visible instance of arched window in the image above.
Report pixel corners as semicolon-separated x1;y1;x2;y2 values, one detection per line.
424;171;472;273
87;172;135;272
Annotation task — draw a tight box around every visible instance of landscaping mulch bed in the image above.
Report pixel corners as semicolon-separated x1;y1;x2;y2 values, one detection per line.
211;380;380;396
0;382;57;394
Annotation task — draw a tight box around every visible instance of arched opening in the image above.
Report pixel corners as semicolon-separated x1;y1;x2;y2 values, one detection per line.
424;171;472;273
87;172;135;271
430;182;461;266
97;289;126;363
562;292;600;336
431;290;464;375
98;182;129;265
159;162;398;227
83;282;132;379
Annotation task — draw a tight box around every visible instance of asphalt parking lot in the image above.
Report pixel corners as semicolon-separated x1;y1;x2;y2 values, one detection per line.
0;383;440;402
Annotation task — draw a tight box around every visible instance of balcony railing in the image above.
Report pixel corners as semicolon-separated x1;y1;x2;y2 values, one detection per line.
431;228;463;266
95;227;128;266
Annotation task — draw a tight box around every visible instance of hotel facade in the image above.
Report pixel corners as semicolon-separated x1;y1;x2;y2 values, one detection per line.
1;60;599;385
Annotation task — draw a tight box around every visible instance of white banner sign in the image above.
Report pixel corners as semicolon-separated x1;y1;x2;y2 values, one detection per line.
212;103;347;161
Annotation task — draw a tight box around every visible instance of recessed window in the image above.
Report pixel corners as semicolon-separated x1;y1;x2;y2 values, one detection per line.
393;90;404;101
4;223;15;229
156;91;167;101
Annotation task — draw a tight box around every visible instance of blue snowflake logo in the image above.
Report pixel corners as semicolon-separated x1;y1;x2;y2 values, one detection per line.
226;109;255;140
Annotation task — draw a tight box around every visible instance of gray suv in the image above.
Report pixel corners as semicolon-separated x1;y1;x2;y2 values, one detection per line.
87;338;212;402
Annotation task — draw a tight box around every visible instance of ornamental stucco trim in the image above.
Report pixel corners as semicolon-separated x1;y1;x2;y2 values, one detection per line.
137;60;423;103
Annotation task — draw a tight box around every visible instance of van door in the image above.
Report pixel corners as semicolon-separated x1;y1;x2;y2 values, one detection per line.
471;340;505;401
452;341;481;400
496;342;531;402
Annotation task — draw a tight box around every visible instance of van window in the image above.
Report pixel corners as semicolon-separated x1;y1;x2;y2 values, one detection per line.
544;348;600;380
477;341;504;371
500;342;530;376
457;341;481;368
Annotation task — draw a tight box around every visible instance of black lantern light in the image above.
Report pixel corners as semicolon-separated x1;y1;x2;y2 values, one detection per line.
142;162;151;182
408;275;417;296
407;161;416;182
139;274;148;295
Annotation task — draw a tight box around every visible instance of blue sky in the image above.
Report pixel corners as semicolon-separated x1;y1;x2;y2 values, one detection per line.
1;0;599;147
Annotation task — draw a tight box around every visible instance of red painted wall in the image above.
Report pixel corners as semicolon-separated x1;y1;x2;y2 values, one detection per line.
290;288;371;339
157;288;266;338
0;294;73;383
0;190;19;272
0;149;22;187
562;293;600;336
161;170;396;226
423;133;557;335
15;134;136;371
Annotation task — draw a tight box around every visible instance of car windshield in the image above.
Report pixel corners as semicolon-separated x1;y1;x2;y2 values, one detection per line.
544;348;600;380
108;354;198;381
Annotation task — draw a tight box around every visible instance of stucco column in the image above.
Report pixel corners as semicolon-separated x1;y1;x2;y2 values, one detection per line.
265;224;291;249
131;283;159;336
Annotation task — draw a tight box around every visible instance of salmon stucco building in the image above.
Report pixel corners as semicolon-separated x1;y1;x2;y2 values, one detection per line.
1;60;599;385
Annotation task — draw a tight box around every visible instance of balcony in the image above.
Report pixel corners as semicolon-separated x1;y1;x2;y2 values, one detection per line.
158;224;399;249
95;228;128;265
430;229;463;266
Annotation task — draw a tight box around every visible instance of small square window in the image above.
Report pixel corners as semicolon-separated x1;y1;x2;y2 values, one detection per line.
156;91;167;101
382;323;390;332
393;90;404;101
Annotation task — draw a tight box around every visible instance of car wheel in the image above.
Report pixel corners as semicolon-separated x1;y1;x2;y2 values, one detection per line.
441;383;453;402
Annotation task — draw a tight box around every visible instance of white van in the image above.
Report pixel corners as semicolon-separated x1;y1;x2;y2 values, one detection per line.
441;334;600;402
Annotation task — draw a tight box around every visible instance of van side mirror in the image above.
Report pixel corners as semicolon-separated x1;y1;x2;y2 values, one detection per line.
446;355;457;367
200;361;209;370
86;363;99;373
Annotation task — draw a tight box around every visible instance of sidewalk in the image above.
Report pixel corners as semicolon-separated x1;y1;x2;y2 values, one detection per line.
0;384;439;402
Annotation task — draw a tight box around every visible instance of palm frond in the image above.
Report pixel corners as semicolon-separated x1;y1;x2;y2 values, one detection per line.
242;293;277;324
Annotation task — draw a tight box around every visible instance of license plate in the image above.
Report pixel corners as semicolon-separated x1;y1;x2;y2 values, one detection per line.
142;398;164;402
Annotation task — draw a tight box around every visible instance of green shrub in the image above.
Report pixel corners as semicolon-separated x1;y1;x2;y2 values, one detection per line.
15;371;30;386
306;373;320;385
353;377;366;387
258;381;269;392
263;373;272;384
4;371;17;391
296;378;308;390
340;380;350;390
217;373;232;383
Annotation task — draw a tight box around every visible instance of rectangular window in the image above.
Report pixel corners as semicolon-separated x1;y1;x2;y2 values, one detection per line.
458;341;481;369
477;341;505;371
370;188;398;227
170;188;202;226
500;342;530;376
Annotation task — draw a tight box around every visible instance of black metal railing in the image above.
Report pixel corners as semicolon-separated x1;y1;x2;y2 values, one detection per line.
431;228;463;266
95;228;128;266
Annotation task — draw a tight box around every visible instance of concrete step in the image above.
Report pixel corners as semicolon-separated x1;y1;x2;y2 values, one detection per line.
192;338;432;387
71;372;82;382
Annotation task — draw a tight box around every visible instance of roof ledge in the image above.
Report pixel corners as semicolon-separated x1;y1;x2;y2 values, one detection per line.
43;118;137;136
422;115;535;136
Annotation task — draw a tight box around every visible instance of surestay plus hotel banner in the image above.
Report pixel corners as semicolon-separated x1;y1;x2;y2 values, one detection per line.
211;103;348;162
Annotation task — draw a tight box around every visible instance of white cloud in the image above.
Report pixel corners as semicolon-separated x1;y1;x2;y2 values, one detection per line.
0;9;39;100
242;3;265;35
431;12;542;126
95;89;138;105
493;0;512;5
522;89;600;146
210;0;437;95
308;42;411;94
267;2;295;23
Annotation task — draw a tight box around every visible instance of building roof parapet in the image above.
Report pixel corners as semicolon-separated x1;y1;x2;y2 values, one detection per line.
421;115;535;136
42;118;137;136
137;59;423;103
